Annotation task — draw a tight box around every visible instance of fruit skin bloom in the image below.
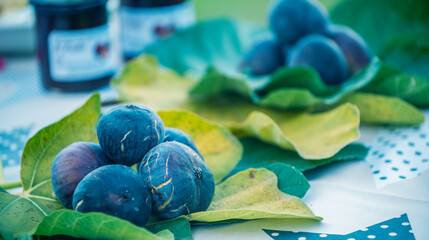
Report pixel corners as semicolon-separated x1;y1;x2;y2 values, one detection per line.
73;165;152;227
139;142;215;219
287;34;350;85
51;142;112;209
97;105;165;166
326;24;372;73
269;0;329;45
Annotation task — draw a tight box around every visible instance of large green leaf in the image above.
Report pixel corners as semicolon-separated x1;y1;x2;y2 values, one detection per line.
157;110;243;183
187;169;321;223
147;217;192;240
361;63;429;107
330;0;429;79
190;58;381;110
229;104;360;159
0;192;63;239
34;210;173;240
231;138;368;174
344;93;425;125
146;18;265;77
0;94;100;238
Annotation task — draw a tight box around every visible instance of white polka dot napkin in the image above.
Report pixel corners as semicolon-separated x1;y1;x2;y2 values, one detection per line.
366;123;429;188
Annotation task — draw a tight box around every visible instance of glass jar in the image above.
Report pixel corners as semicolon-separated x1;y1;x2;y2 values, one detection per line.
120;0;195;60
31;0;118;91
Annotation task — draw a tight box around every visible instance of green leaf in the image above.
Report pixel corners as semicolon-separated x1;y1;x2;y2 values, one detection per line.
260;58;381;109
229;103;360;159
189;67;258;102
258;67;338;98
157;110;243;183
0;187;5;193
379;33;429;79
146;18;265;77
330;0;429;78
263;163;310;198
187;169;321;223
344;93;425;125
34;210;173;240
361;63;429;107
147;217;192;240
0;94;101;238
232;137;368;173
191;58;381;110
0;191;63;239
21;94;100;197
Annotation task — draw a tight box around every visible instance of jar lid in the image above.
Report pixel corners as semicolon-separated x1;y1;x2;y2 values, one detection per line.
30;0;106;6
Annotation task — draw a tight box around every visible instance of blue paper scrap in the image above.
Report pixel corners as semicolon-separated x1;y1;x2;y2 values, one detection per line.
264;214;415;240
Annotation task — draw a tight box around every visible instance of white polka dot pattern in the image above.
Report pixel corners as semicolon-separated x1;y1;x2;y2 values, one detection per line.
263;214;415;239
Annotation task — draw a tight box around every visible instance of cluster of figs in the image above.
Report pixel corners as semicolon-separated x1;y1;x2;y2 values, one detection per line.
51;105;215;226
240;0;372;85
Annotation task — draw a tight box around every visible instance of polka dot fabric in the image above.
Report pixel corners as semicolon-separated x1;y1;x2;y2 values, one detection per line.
365;125;429;188
263;214;415;240
0;125;32;167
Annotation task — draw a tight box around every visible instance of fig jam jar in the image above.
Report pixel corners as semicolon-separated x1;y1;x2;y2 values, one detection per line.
31;0;117;91
120;0;195;59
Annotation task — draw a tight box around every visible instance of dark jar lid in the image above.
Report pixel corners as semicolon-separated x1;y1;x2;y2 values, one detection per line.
30;0;107;11
121;0;186;8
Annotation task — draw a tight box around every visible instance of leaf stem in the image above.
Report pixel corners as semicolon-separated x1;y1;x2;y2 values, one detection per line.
0;180;22;190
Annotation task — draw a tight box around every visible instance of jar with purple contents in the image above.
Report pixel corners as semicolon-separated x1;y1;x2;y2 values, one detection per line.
31;0;118;91
120;0;195;60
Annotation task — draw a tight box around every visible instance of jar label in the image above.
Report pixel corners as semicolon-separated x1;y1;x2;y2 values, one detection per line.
48;24;117;82
120;2;196;57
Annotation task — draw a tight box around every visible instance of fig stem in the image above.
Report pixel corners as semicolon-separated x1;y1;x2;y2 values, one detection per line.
0;180;22;190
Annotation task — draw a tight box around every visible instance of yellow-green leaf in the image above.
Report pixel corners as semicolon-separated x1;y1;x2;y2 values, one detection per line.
344;93;425;125
158;110;243;183
112;55;194;110
229;103;360;159
187;169;321;223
